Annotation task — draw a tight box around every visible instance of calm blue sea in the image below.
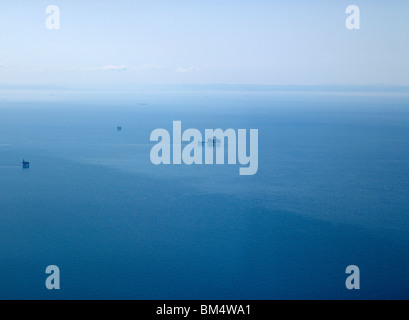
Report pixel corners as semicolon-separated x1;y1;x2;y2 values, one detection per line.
0;90;408;299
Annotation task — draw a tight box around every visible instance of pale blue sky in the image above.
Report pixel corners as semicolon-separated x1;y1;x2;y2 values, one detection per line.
0;0;408;87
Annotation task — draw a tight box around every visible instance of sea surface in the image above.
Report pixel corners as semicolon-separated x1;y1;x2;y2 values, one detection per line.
0;89;408;299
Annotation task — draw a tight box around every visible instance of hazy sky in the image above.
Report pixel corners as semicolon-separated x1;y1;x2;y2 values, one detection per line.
0;0;408;87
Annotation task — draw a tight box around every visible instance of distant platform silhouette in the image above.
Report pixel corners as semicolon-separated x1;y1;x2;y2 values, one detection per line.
22;159;30;169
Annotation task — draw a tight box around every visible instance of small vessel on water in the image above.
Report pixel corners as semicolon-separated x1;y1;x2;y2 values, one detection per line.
209;138;221;145
117;126;122;131
199;138;221;146
22;159;30;169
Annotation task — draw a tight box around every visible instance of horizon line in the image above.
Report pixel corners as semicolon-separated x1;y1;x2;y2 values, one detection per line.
1;83;409;92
